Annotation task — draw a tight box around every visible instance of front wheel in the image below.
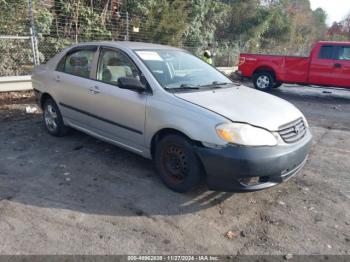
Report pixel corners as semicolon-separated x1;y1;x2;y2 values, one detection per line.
154;134;203;193
43;98;69;136
253;72;275;91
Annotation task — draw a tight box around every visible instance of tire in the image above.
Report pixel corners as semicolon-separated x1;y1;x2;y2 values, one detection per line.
43;98;69;137
253;71;275;91
273;82;282;88
154;134;203;193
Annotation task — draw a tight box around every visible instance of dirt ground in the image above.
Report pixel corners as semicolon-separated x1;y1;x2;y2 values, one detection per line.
0;85;349;255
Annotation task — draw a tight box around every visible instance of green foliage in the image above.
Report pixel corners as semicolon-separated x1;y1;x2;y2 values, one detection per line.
0;0;29;34
138;0;189;45
183;0;228;48
1;0;349;72
35;9;53;36
0;39;34;76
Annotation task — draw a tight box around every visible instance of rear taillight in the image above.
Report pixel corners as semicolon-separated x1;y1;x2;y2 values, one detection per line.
239;56;246;66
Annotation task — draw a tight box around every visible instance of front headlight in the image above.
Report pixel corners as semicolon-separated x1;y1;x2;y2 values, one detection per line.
216;123;278;146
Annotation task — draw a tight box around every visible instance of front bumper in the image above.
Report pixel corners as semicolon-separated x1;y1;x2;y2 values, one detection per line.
195;130;313;192
234;70;250;82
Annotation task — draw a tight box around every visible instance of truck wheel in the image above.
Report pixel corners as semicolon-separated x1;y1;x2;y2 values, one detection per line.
154;134;203;193
253;72;274;91
43;98;69;137
273;82;282;88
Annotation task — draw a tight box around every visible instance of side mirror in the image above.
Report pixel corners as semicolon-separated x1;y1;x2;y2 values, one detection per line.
118;77;147;92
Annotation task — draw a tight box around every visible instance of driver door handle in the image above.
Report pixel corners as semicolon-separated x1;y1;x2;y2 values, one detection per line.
55;75;61;82
89;86;101;95
334;63;342;68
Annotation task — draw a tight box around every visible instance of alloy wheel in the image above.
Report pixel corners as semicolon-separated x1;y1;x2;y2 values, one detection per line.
256;75;270;89
44;104;58;132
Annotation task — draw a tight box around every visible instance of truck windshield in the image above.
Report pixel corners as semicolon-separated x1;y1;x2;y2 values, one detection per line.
135;50;233;90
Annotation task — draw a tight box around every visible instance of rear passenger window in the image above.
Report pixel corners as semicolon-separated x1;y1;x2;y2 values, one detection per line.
60;49;95;78
319;46;334;59
338;47;350;60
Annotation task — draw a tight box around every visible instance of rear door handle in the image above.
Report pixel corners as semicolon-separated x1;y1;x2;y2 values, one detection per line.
55;75;61;82
89;86;101;94
334;63;342;68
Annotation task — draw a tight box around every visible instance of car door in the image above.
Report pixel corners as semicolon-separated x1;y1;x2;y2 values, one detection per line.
87;47;149;152
54;46;98;129
309;44;338;86
332;45;350;88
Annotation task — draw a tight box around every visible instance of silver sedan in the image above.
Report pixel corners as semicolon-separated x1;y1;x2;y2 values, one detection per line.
32;41;312;192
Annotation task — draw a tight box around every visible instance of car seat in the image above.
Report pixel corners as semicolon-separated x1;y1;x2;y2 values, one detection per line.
102;57;133;83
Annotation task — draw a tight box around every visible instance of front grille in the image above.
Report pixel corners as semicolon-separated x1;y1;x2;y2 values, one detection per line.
278;118;306;144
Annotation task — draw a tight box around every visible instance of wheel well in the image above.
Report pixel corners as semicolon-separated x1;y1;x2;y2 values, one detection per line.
150;128;200;158
150;128;207;179
40;93;53;109
253;67;276;79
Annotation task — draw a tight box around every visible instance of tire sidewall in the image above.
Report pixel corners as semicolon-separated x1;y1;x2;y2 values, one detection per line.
273;82;282;88
154;135;202;193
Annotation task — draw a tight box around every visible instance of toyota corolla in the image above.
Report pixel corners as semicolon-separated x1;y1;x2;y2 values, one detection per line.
32;41;312;193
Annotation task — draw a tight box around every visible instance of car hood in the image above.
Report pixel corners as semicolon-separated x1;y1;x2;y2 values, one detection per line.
174;85;303;131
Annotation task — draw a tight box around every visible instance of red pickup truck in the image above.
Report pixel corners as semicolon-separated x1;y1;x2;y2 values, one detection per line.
237;41;350;91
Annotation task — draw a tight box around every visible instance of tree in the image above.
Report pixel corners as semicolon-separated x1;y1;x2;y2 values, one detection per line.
312;8;328;40
0;0;340;70
0;0;29;35
327;14;350;41
127;0;188;45
183;0;227;48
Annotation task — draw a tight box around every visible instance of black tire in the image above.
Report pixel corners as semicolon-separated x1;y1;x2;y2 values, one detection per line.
273;82;282;88
154;134;203;193
43;98;69;137
253;71;275;91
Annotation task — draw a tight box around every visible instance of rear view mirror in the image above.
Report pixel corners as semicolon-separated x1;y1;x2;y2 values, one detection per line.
118;77;146;92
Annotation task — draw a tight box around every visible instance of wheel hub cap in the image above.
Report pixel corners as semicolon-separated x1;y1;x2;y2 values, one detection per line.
257;75;270;89
44;105;58;132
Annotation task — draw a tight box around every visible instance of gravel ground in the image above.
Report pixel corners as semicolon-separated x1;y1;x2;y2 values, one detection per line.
0;85;349;255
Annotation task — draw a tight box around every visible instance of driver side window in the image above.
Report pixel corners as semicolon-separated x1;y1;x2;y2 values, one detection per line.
97;48;140;85
338;46;350;61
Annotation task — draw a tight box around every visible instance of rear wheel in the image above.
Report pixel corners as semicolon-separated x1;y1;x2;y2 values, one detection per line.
273;82;282;88
154;134;203;193
43;98;69;136
253;71;275;91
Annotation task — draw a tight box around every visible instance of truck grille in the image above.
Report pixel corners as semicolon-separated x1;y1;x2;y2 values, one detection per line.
278;118;306;144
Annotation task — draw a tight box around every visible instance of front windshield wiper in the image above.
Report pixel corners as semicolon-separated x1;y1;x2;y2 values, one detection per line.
200;81;237;88
165;81;239;92
212;81;231;85
179;84;200;89
165;84;200;91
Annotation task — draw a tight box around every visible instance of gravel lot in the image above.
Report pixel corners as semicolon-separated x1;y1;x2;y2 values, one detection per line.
0;85;349;255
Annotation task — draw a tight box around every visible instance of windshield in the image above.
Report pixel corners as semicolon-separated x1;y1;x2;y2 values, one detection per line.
135;50;232;90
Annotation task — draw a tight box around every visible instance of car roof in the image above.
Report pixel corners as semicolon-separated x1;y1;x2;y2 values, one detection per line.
71;41;182;51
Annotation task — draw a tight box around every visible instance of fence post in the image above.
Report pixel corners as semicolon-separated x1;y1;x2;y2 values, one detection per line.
29;28;37;65
28;0;39;65
125;11;129;41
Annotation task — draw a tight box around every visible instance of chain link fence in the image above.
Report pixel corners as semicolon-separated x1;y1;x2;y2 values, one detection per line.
1;1;242;77
0;36;35;76
0;1;319;78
